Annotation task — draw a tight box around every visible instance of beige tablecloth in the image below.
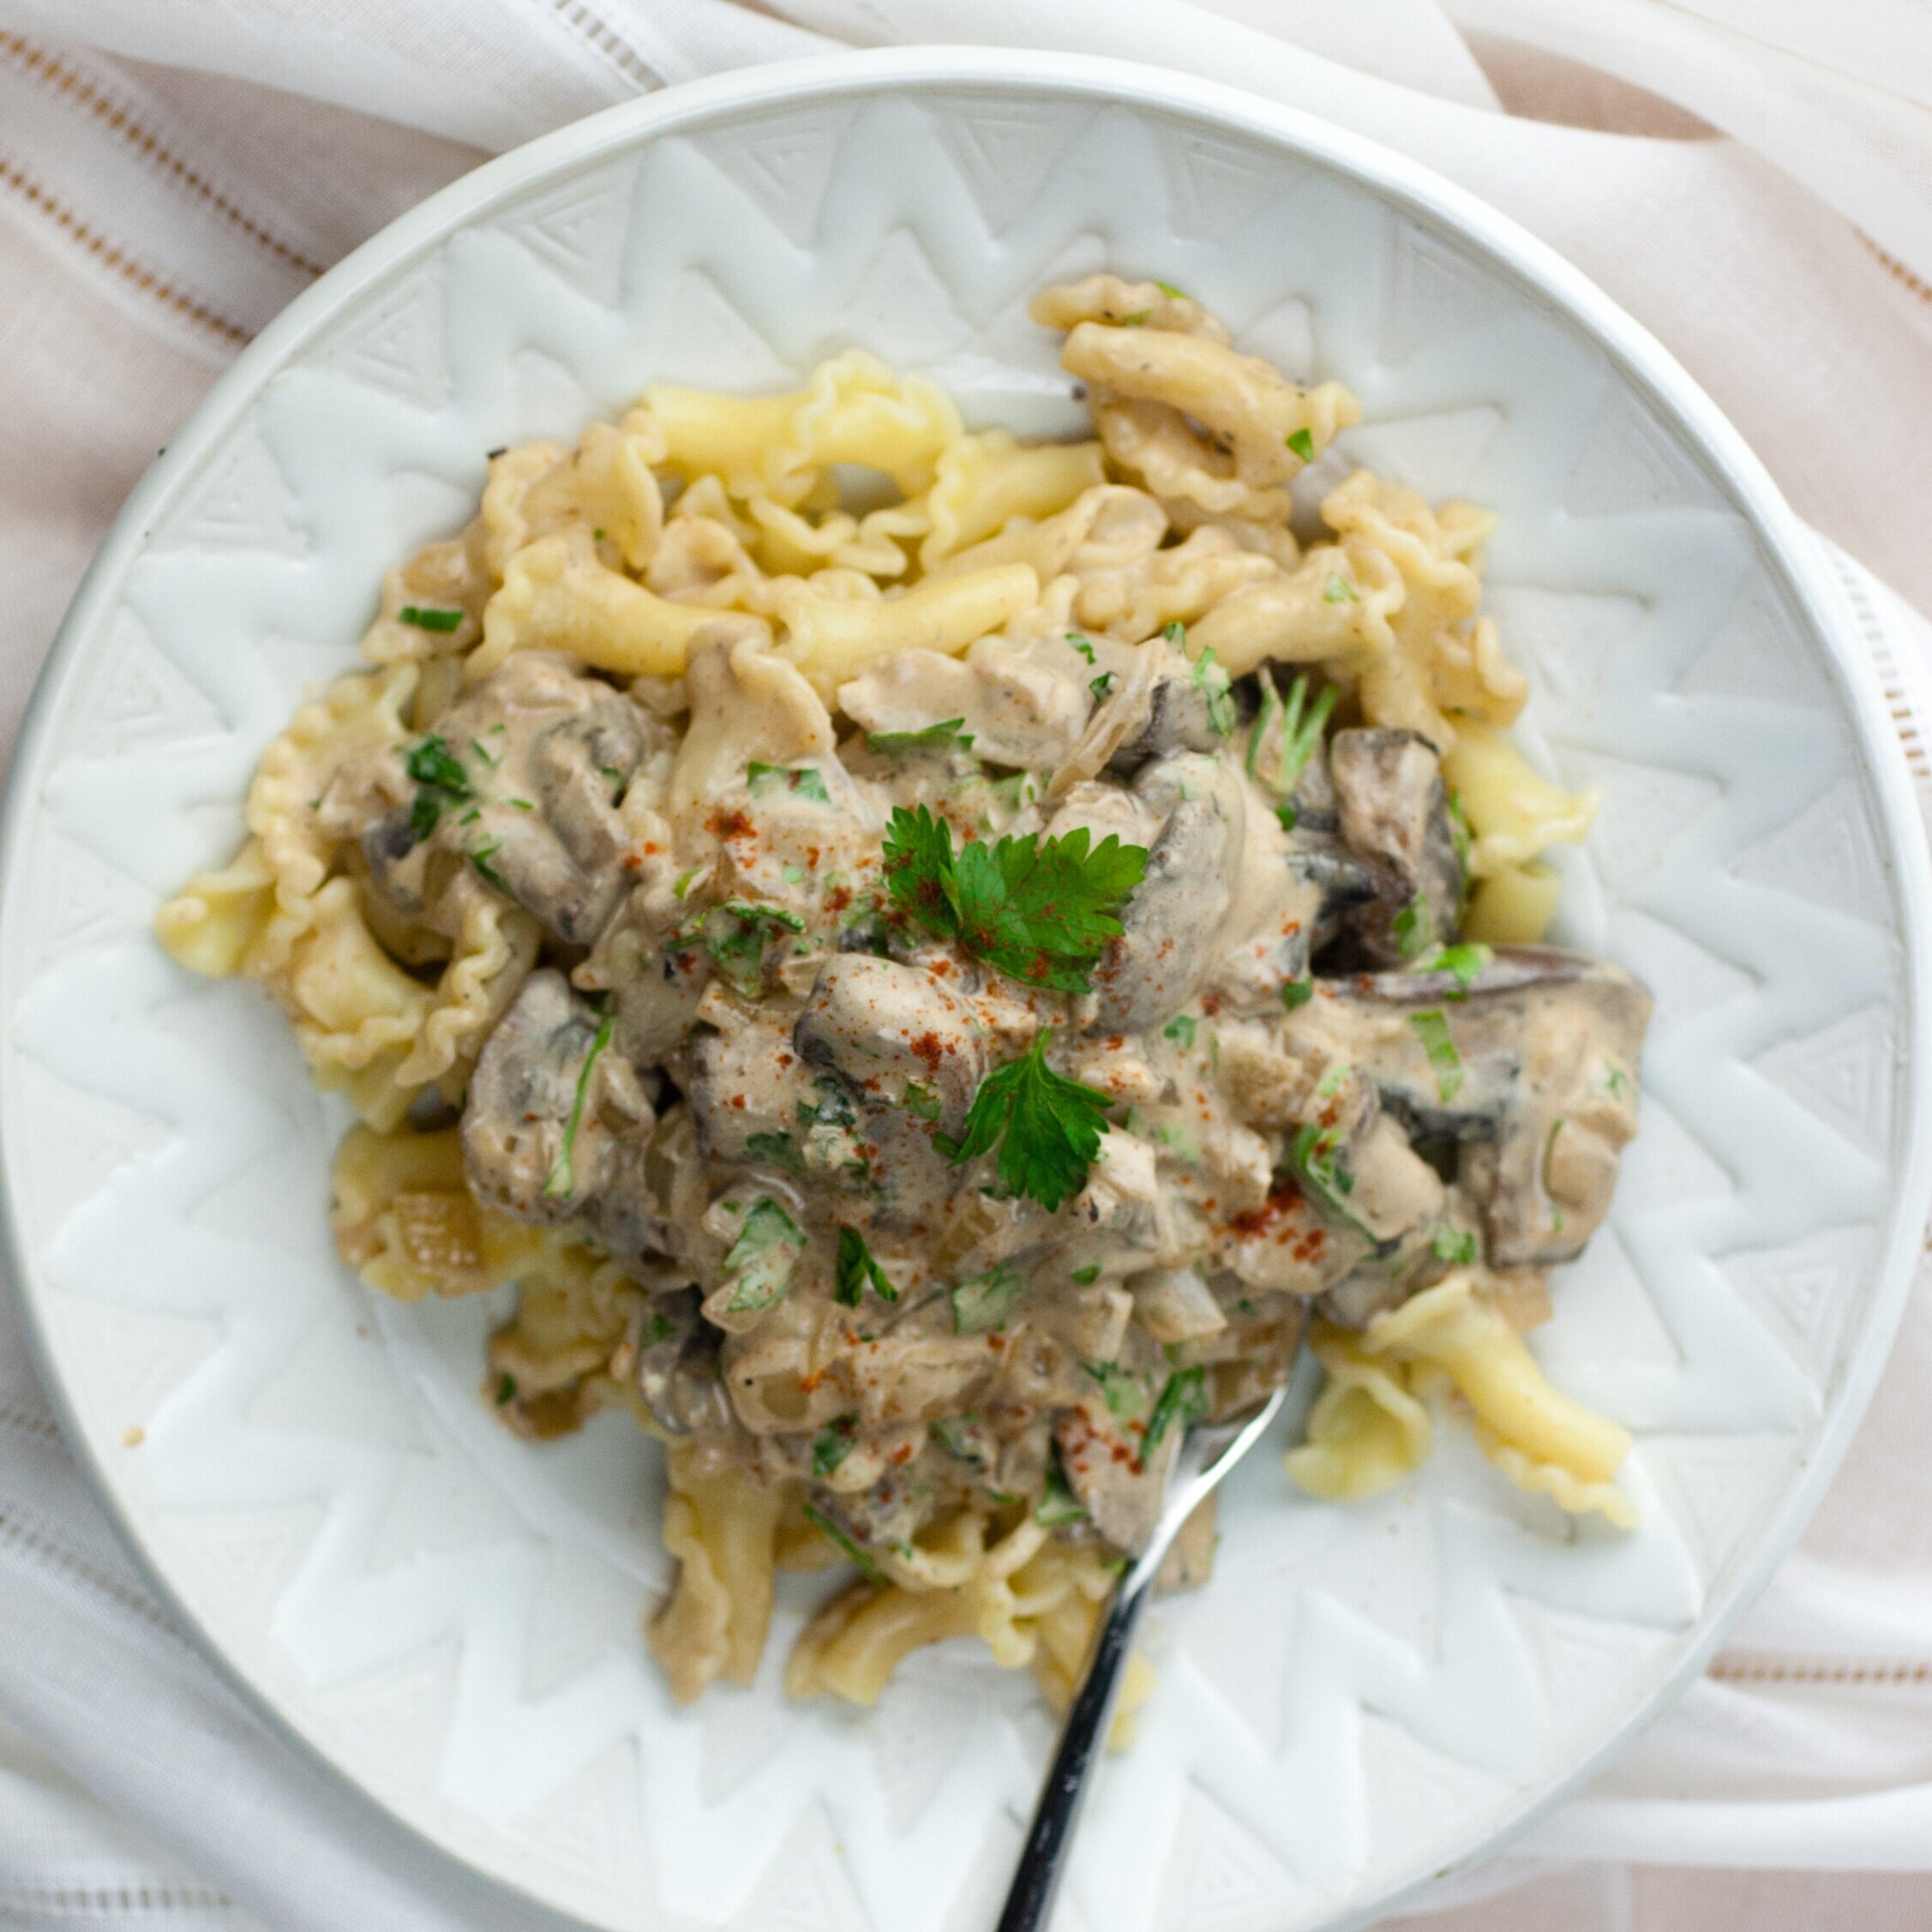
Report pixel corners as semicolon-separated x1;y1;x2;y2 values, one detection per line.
2;5;1931;1928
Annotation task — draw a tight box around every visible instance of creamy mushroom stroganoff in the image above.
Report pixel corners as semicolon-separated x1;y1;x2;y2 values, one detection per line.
159;276;1649;1722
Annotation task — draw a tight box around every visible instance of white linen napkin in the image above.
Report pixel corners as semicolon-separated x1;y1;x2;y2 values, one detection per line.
1;7;1930;1929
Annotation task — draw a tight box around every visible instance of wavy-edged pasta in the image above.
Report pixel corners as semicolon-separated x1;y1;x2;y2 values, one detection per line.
159;273;1649;1725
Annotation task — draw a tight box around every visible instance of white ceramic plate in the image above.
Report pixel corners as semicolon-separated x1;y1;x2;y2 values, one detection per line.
3;49;1929;1932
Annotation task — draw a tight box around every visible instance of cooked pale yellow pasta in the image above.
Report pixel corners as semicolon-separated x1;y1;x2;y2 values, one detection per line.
156;273;1648;1724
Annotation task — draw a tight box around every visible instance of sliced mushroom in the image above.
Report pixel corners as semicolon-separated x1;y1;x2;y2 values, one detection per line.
687;999;859;1175
462;968;654;1228
1087;752;1245;1033
793;955;985;1135
1054;1387;1180;1554
1106;668;1229;776
634;1288;735;1436
1295;948;1649;1265
1329;727;1463;963
366;651;645;947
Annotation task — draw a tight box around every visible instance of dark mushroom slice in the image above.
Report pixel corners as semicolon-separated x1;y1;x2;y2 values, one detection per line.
1053;1387;1181;1555
463;968;651;1226
1297;947;1650;1266
372;652;646;947
794;954;986;1136
1106;668;1229;776
1088;752;1245;1034
687;1000;861;1177
1329;727;1464;963
635;1288;735;1436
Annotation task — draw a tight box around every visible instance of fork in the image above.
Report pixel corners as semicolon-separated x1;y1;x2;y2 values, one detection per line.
993;1384;1289;1932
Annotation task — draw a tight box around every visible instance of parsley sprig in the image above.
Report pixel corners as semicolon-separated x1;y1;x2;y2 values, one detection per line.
880;806;1146;993
405;733;472;843
936;1029;1113;1212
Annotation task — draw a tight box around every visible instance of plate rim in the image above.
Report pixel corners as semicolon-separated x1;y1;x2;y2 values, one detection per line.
3;44;1929;1930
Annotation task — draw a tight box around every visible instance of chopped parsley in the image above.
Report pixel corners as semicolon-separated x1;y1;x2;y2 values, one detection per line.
931;1416;987;1467
1431;1226;1478;1266
1323;572;1360;604
1120;308;1152;327
1071;1263;1102;1285
1154;279;1190;300
1603;1064;1633;1100
743;1131;805;1174
1066;632;1095;664
746;760;831;803
1164;1014;1198;1049
813;1414;858;1477
470;737;501;768
399;604;463;633
798;1078;856;1131
834;1225;897;1306
1036;1447;1088;1526
494;1372;517;1406
1285;426;1317;464
1143;1365;1208;1455
696;899;807;994
404;733;472;843
801;1500;882;1580
1289;1071;1371;1234
866;718;975;756
543;1007;615;1199
935;1029;1113;1212
950;1261;1026;1335
1409;1010;1464;1103
1083;1361;1144;1423
901;1081;941;1121
1251;669;1337;801
1090;671;1116;699
722;1198;806;1312
1281;975;1314;1011
881;805;1147;995
672;866;708;901
468;838;513;895
1418;941;1491;996
1188;642;1237;735
641;1312;678;1347
1391;894;1434;959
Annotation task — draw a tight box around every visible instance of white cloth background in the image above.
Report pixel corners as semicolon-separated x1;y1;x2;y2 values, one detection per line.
1;4;1931;1929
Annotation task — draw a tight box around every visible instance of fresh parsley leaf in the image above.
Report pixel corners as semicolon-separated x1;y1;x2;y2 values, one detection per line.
747;760;831;803
399;604;463;633
1089;671;1116;699
835;1225;897;1307
405;734;471;798
468;838;513;895
672;866;708;901
470;736;501;768
1070;1263;1101;1285
744;1130;805;1174
723;1198;805;1312
1323;572;1360;604
1603;1063;1634;1100
1285;426;1317;464
494;1372;518;1406
641;1312;678;1347
1431;1226;1478;1266
543;1007;614;1198
1163;1014;1197;1049
882;807;1147;995
799;1078;856;1131
408;792;442;842
801;1500;882;1580
1281;975;1314;1011
1288;1095;1371;1237
1391;895;1434;959
1418;941;1491;997
951;1261;1026;1335
1153;279;1190;300
866;718;975;757
698;900;807;994
1269;671;1339;801
813;1414;858;1477
931;1416;987;1467
1120;308;1152;327
1143;1365;1208;1455
1035;1446;1088;1526
1410;1010;1464;1102
1065;632;1095;664
935;1029;1113;1211
901;1081;941;1121
1189;644;1236;736
1083;1360;1144;1422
